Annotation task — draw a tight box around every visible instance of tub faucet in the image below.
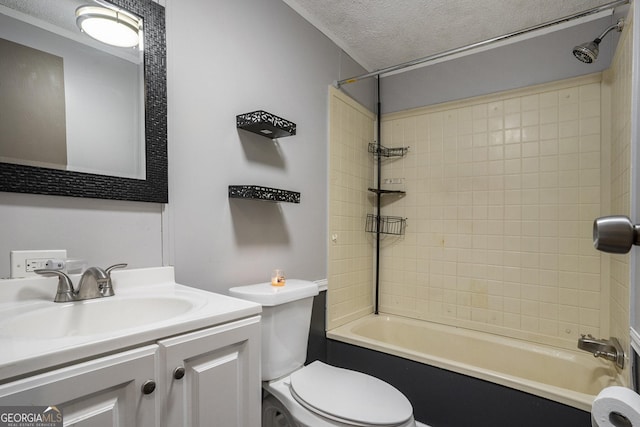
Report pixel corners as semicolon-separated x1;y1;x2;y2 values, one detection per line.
577;334;625;369
35;263;127;302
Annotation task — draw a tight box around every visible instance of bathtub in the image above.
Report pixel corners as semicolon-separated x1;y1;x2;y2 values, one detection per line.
326;314;620;412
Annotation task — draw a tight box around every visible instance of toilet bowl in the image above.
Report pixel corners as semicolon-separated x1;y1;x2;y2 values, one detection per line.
229;280;416;427
264;361;415;427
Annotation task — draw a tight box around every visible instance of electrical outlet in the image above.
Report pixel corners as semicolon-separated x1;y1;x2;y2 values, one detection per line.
26;259;49;272
10;250;67;278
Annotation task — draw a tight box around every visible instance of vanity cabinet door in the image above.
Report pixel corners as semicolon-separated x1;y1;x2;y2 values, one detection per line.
0;345;160;427
159;316;261;427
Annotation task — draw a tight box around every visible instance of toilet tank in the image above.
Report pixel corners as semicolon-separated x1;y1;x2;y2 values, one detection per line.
229;280;319;381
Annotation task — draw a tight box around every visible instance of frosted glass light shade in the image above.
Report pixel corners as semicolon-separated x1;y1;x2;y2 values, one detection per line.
76;6;140;48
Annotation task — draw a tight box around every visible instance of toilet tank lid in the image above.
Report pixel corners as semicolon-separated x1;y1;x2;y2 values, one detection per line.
228;279;318;306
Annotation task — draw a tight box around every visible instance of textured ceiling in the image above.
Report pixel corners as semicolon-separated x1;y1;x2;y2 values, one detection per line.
281;0;624;71
0;0;87;34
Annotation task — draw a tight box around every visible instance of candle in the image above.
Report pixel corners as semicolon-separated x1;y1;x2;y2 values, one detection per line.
271;269;285;287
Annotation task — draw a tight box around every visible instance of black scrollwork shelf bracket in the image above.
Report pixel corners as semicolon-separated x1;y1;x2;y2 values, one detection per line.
236;111;296;139
228;185;300;203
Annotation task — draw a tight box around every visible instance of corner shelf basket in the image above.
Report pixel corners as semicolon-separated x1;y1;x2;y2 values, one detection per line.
368;143;409;158
367;188;406;196
366;214;407;236
366;141;409;236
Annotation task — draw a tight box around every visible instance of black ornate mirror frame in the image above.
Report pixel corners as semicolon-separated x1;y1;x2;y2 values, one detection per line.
0;0;168;203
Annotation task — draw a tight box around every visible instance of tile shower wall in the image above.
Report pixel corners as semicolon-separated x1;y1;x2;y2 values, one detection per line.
378;75;607;348
603;9;633;374
328;87;376;329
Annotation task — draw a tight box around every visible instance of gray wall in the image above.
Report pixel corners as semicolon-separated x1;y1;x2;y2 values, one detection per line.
0;193;163;278
164;0;371;292
0;0;372;281
380;14;622;113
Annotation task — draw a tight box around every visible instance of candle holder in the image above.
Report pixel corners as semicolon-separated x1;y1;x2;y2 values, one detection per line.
271;269;285;287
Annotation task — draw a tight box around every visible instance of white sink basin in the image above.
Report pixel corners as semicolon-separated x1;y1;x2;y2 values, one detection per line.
0;266;262;383
0;296;195;338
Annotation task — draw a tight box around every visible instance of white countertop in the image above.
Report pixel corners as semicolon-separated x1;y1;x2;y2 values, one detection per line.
0;266;261;383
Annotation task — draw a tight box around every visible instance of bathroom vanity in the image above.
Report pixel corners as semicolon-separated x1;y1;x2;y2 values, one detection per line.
0;267;262;426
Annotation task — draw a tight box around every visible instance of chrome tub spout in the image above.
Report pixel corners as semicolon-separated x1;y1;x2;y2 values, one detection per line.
577;334;624;369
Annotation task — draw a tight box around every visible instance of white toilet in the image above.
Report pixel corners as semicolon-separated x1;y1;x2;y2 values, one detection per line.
229;279;416;427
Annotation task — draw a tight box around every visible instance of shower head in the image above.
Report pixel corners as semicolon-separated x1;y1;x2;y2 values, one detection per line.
573;41;600;63
572;18;624;63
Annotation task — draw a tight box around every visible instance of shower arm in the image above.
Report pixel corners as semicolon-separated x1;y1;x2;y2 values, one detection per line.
594;19;624;43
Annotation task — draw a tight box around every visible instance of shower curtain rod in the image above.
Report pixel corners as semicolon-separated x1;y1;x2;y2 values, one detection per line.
335;0;629;87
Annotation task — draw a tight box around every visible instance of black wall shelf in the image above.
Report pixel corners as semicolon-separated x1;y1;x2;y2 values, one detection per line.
228;185;300;203
236;110;296;139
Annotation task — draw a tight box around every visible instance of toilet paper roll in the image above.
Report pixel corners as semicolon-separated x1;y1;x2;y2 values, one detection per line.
592;386;640;427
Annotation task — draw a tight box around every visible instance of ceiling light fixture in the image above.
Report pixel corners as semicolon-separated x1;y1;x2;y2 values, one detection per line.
76;5;141;48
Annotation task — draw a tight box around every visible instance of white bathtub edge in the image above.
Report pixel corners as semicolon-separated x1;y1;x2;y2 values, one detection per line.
327;314;614;412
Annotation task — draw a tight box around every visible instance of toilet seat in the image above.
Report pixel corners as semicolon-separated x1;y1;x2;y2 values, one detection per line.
289;361;413;426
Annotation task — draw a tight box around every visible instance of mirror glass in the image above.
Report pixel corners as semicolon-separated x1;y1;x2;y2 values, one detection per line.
0;0;167;203
0;0;144;178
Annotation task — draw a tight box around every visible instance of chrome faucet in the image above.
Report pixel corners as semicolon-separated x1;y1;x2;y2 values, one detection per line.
577;334;625;369
35;263;127;302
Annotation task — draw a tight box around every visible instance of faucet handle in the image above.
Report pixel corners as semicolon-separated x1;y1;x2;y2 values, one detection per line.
105;263;127;276
99;263;127;297
34;269;76;302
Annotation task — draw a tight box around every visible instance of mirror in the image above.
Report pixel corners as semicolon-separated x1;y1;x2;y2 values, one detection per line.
0;0;167;203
